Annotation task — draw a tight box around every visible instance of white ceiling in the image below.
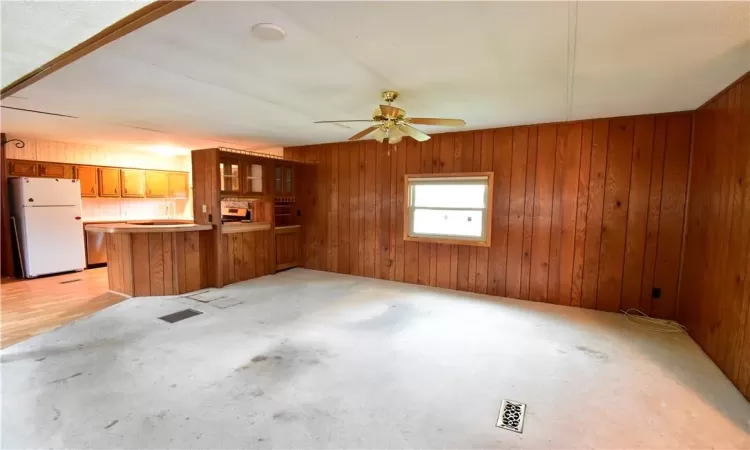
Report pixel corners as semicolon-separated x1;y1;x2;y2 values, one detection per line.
1;0;150;87
1;1;748;150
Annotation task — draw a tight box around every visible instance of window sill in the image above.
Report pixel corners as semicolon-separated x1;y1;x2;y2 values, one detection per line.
403;235;490;247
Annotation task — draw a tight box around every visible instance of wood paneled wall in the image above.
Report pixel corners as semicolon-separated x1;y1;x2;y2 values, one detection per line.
221;230;274;286
286;111;693;318
106;230;211;297
679;73;750;400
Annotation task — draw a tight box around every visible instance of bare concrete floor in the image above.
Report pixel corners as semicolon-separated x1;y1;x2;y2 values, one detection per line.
2;269;749;448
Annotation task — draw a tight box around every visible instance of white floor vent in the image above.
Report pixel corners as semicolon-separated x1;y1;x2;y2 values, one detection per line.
496;399;526;433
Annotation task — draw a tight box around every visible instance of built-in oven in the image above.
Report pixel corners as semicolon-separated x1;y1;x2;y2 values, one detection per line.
221;206;251;224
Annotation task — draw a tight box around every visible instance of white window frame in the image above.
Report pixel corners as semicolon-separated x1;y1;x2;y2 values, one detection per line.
404;172;494;247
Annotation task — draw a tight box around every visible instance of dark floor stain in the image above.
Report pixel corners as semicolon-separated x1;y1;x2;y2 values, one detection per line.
257;438;266;442
575;345;609;361
272;411;299;422
233;341;334;381
52;406;61;421
155;410;168;419
250;388;265;397
170;384;177;388
49;372;83;384
104;419;119;429
556;348;569;354
35;357;46;362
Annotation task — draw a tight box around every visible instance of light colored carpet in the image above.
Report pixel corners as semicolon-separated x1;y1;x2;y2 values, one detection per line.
2;268;749;448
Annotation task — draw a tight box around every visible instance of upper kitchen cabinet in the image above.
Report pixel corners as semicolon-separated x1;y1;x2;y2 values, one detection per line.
145;171;168;198
76;166;98;197
38;162;71;179
219;156;241;195
98;167;121;197
168;172;189;199
120;169;146;198
243;161;265;196
7;160;37;177
275;164;295;196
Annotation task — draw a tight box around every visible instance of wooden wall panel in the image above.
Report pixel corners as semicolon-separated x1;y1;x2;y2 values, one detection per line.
679;72;750;400
220;230;274;285
286;111;692;319
104;230;211;297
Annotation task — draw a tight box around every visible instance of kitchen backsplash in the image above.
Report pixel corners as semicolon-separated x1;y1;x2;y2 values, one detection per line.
82;198;192;221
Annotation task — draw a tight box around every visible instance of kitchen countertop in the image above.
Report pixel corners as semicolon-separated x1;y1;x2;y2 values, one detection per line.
85;222;213;234
83;218;194;224
221;222;271;234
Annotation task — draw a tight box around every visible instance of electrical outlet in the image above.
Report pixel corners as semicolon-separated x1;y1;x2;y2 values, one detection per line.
202;204;207;213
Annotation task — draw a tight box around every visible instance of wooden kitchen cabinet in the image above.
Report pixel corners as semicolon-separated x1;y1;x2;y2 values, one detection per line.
98;167;121;197
121;169;146;197
8;160;37;177
168;172;189;198
243;162;264;196
275;164;295;196
38;162;70;178
219;156;241;195
275;226;300;271
76;166;98;197
145;171;169;198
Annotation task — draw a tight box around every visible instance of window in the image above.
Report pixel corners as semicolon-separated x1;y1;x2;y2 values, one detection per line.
405;173;493;246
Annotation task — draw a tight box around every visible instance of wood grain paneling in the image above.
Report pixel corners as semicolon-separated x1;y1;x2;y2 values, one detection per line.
220;230;274;285
104;230;210;296
276;227;301;271
679;72;750;400
285;111;692;318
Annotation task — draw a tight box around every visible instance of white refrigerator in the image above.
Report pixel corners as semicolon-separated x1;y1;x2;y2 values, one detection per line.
11;177;86;278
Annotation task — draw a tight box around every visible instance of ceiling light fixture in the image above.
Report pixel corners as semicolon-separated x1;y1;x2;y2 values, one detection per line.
250;23;286;41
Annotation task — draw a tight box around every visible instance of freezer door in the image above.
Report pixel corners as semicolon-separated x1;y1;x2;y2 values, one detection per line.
12;177;82;207
19;206;86;277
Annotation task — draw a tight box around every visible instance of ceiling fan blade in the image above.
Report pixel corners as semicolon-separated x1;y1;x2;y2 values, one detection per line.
349;125;380;141
314;119;376;123
406;117;466;126
379;104;404;119
397;124;431;142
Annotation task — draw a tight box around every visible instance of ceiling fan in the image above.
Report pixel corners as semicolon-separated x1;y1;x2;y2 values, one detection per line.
314;91;466;144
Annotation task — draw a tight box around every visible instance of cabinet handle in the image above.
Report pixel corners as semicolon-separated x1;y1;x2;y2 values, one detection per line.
124;188;127;194
91;187;94;193
114;188;118;193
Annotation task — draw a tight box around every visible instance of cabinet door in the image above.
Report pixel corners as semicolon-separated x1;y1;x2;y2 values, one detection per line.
168;172;189;198
275;228;300;271
38;162;67;178
8;160;37;177
283;166;294;195
98;168;121;197
243;162;264;196
219;158;241;194
275;166;282;194
76;166;98;197
121;169;146;198
145;171;169;198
